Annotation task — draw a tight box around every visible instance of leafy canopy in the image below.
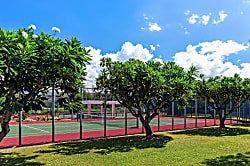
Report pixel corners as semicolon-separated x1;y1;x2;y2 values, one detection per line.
197;74;250;115
0;27;91;114
97;58;197;118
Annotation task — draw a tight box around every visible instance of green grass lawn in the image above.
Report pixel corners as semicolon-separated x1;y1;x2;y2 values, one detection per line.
0;123;249;166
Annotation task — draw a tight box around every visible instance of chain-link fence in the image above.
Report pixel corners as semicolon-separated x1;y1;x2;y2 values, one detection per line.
0;88;249;148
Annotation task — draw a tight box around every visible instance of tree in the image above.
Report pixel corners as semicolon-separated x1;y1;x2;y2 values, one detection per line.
196;74;250;128
57;92;83;114
0;26;91;142
96;58;197;138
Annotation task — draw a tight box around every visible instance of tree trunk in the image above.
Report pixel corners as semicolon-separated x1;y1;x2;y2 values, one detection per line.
0;111;12;142
144;122;153;139
139;115;153;139
219;111;226;128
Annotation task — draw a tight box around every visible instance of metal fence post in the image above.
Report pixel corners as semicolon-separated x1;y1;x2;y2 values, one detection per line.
172;102;174;130
243;103;244;121
239;105;241;121
214;108;216;126
80;112;82;139
205;99;207;127
195;100;197;128
136;116;139;128
125;107;127;135
19;111;22;145
158;111;160;132
229;100;232;124
52;83;55;143
47;100;49;121
57;102;59;118
184;106;186;129
104;93;107;137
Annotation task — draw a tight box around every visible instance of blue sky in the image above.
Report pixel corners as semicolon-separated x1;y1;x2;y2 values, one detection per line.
1;0;250;87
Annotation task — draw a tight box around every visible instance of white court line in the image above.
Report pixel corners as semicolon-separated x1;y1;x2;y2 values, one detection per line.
23;125;50;133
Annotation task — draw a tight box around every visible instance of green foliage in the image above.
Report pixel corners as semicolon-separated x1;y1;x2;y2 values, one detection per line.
0;27;91;141
0;27;91;114
57;93;83;113
197;74;250;127
197;74;250;115
97;58;197;135
97;58;197;112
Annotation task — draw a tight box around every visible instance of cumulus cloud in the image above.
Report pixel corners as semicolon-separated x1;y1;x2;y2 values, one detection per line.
243;0;250;4
240;63;250;78
84;47;104;87
187;11;227;25
150;44;156;51
148;23;162;32
184;10;191;15
188;14;199;24
116;42;154;62
141;14;162;32
213;11;227;24
84;42;155;87
153;58;163;63
201;15;210;25
173;40;249;78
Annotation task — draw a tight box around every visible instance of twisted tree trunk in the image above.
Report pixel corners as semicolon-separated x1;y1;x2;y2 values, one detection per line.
0;111;12;142
219;111;226;128
139;114;153;139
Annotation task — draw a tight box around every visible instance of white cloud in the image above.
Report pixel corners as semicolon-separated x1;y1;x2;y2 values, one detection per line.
153;58;163;63
116;42;154;62
184;10;191;15
237;59;241;62
173;40;249;78
85;42;156;87
150;44;156;51
213;11;228;24
142;14;161;32
186;11;227;26
240;11;244;15
143;13;154;20
188;14;199;24
148;22;162;32
84;47;104;87
243;0;250;4
201;15;210;25
240;63;250;78
184;31;189;35
156;44;160;47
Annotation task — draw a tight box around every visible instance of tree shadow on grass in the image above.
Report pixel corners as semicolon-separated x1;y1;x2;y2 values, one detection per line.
172;127;250;137
0;152;44;166
35;135;173;155
202;151;250;166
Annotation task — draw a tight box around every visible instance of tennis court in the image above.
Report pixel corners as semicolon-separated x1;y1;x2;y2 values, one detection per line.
0;116;237;148
5;117;204;138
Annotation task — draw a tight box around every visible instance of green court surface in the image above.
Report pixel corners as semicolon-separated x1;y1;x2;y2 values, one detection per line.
6;118;203;138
